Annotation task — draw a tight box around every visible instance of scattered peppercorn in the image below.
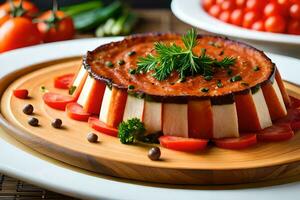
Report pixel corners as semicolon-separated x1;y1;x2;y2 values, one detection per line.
105;61;114;68
127;51;136;56
87;133;98;143
129;69;136;74
217;80;223;88
118;60;125;65
230;75;242;82
201;87;209;92
23;104;34;115
128;85;135;90
148;147;161;161
52;118;62;129
204;76;213;81
28;117;39;127
253;66;260;71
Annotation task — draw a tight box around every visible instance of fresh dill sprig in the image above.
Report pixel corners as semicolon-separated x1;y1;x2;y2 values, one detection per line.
137;29;236;81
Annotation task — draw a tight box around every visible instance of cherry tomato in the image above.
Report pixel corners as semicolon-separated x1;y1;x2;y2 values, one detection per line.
66;103;90;121
264;15;286;33
37;10;75;43
88;117;118;137
221;0;236;11
13;89;28;99
251;20;265;31
219;10;231;22
243;11;260;28
289;3;300;20
208;4;222;18
0;0;39;18
0;17;42;53
277;0;291;17
0;10;10;26
43;92;75;110
159;135;208;152
213;134;257;149
257;123;294;142
245;0;266;11
230;8;244;26
202;0;216;11
264;2;282;17
288;19;300;34
54;73;75;89
235;0;246;8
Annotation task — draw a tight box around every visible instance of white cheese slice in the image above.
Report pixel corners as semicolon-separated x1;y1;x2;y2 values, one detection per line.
123;95;144;121
252;88;272;129
99;86;113;123
72;65;86;87
143;101;162;134
212;103;239;138
273;79;287;115
163;103;188;138
77;76;94;107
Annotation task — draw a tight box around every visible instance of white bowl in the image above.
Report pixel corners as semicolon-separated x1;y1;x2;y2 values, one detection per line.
171;0;300;58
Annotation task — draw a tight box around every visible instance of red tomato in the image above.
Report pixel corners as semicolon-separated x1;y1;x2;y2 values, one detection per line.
264;2;282;17
290;96;300;108
208;4;222;18
251;20;265;31
277;0;291;17
0;10;10;26
219;11;231;22
245;0;266;11
37;11;75;43
0;0;39;18
54;73;75;89
257;123;294;142
288;19;300;34
159;136;208;152
221;0;235;11
13;89;28;99
66;103;90;121
289;3;300;20
0;17;42;53
291;121;300;131
264;15;286;33
213;134;257;149
235;0;246;8
243;11;260;28
202;0;216;11
43;92;75;110
88;117;118;137
230;9;244;26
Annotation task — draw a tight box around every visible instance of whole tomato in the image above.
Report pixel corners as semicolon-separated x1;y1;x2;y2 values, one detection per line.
37;10;75;43
264;15;286;33
0;17;42;53
0;0;39;18
287;19;300;35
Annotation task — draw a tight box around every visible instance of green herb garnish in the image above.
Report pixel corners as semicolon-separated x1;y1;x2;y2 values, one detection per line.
69;86;77;95
217;80;223;88
118;118;146;144
105;61;114;67
128;85;135;90
129;69;136;75
201;87;209;93
230;75;242;82
253;66;260;71
204;76;213;81
137;29;236;81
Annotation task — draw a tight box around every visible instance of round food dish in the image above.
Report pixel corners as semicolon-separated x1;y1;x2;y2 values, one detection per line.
71;33;290;140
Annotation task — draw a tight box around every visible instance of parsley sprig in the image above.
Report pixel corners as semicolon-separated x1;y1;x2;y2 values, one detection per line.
137;29;236;81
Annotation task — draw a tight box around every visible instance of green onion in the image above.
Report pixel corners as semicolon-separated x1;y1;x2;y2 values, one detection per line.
129;69;136;74
201;87;209;92
253;66;260;71
69;86;77;95
118;60;125;65
127;51;136;56
217;80;223;88
204;76;213;81
230;75;242;82
105;61;114;67
128;85;135;90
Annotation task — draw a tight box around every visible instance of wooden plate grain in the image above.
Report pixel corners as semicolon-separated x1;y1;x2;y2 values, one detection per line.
1;57;300;185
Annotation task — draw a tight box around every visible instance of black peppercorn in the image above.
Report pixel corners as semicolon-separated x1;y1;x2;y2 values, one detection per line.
28;117;39;127
148;147;161;161
23;104;34;115
87;133;98;143
52;118;62;129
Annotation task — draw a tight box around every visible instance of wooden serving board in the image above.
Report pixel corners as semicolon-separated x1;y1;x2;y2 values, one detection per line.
1;57;300;185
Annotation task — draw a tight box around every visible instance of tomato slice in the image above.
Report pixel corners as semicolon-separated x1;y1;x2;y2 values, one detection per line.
43;92;75;110
88;117;118;137
159;136;208;152
66;103;90;121
257;123;294;142
13;89;28;99
213;134;257;150
54;73;75;89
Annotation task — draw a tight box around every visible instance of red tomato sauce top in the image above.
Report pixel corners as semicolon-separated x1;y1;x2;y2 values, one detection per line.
85;33;274;97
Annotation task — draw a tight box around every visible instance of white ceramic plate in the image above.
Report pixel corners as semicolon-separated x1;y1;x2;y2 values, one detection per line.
0;38;300;200
171;0;300;58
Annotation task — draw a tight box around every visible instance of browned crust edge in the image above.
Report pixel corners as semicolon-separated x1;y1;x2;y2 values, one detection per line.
83;33;276;104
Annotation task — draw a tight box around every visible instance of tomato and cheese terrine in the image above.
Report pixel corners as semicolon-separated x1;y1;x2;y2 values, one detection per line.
68;31;290;140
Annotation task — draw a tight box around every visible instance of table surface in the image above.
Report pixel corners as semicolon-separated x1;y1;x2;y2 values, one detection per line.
0;9;200;200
